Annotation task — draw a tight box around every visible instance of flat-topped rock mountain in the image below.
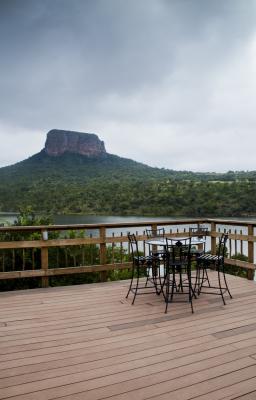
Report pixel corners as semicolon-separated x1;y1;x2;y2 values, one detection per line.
44;129;106;157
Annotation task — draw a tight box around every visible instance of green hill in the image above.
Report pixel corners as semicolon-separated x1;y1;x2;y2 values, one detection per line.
0;150;169;214
1;130;256;217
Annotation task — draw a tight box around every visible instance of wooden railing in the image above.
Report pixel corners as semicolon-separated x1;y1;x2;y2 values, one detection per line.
0;218;255;288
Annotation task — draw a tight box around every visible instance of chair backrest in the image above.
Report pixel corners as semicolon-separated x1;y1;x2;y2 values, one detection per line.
189;227;208;253
217;233;229;259
146;228;165;239
128;233;139;259
189;226;208;239
165;237;192;265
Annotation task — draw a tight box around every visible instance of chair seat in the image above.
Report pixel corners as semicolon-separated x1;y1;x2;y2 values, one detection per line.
151;250;166;259
134;255;159;265
197;254;223;262
190;249;204;258
169;261;188;269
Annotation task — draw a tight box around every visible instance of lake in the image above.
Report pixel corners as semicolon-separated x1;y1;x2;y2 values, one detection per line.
0;212;192;226
0;212;196;240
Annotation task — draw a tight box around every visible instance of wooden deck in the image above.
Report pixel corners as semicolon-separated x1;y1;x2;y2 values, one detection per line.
1;272;256;400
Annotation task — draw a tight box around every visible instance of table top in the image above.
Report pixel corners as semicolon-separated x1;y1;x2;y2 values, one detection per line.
146;237;206;246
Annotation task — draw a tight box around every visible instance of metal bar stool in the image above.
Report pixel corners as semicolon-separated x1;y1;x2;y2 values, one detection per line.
163;237;194;313
196;233;232;305
189;226;210;289
126;233;161;304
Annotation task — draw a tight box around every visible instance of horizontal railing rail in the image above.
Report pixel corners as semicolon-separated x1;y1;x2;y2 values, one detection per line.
0;218;255;287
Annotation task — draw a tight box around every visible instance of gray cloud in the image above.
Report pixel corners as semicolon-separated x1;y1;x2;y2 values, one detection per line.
0;0;256;171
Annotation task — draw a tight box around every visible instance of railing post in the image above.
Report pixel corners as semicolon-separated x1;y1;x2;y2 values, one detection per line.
211;222;216;255
151;223;158;255
247;224;254;280
100;226;107;282
41;247;49;288
151;223;157;234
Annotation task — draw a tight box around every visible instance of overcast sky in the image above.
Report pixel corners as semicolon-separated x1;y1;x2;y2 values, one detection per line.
0;0;256;172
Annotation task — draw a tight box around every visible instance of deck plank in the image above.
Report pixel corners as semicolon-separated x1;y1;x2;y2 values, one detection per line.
0;272;256;400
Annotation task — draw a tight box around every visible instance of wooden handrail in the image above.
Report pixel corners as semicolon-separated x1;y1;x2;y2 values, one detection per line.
0;218;255;286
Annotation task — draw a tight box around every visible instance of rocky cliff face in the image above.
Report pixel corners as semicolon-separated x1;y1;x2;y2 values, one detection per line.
44;129;106;157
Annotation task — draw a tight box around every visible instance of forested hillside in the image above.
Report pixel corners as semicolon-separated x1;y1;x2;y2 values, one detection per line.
0;149;256;217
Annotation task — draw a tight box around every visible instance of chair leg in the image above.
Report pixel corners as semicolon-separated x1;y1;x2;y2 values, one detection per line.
199;265;207;292
171;267;176;302
145;260;161;295
151;260;160;294
175;268;182;292
217;263;226;305
196;261;211;294
222;265;233;299
195;263;201;295
204;268;210;286
187;266;194;313
132;267;140;305
195;250;232;306
158;268;164;296
157;259;163;295
164;268;170;313
126;265;134;299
